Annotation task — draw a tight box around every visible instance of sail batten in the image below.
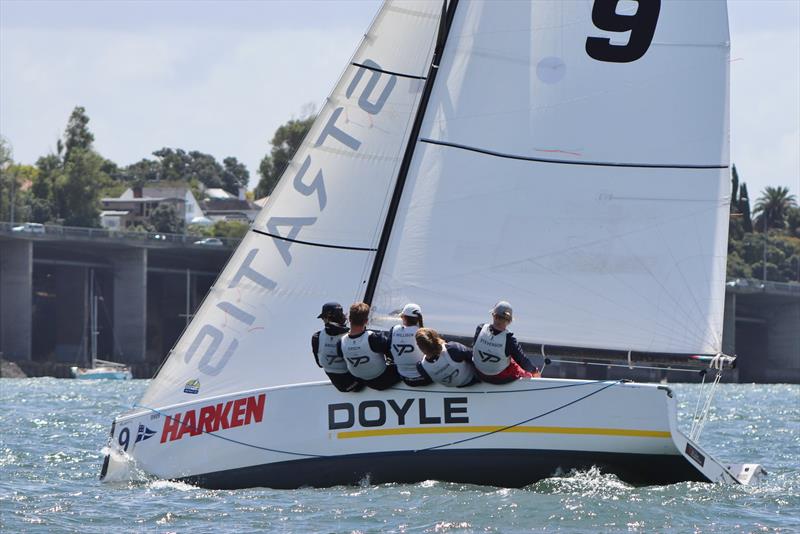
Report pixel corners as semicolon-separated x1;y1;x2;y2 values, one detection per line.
419;138;729;170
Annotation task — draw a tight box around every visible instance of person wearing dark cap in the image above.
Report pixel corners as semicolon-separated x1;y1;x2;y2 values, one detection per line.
336;302;401;390
312;302;364;392
472;301;540;384
389;303;432;387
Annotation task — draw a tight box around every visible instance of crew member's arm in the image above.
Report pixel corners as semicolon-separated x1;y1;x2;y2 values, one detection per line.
311;332;322;368
415;361;433;382
445;342;473;363
472;325;482;346
506;333;538;372
368;330;393;363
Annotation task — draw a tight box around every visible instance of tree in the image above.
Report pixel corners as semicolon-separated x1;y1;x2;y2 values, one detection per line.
63;106;95;162
739;183;753;233
255;114;315;198
149;203;184;234
56;148;105;227
212;220;248;239
753;186;797;231
222;156;249;195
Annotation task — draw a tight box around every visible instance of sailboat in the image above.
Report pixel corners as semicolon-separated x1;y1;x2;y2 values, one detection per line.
101;0;764;488
71;269;132;380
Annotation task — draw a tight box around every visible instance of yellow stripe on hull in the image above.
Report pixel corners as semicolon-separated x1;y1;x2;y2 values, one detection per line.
337;426;671;440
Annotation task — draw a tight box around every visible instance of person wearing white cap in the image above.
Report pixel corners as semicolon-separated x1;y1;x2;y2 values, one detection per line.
388;303;432;387
472;301;540;384
312;302;364;392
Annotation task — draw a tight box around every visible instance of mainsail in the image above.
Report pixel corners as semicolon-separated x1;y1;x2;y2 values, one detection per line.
140;1;444;409
370;0;731;356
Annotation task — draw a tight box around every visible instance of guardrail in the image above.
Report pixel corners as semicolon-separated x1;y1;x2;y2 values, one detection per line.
726;278;800;295
0;221;242;248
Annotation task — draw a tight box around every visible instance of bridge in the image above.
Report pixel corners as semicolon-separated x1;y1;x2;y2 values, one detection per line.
1;222;798;382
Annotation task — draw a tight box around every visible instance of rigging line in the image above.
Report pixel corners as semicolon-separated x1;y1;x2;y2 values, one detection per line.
132;404;326;458
418;138;729;170
388;379;610;395
251;228;377;252
545;358;704;374
350;62;427;81
416;380;623;452
363;0;461;305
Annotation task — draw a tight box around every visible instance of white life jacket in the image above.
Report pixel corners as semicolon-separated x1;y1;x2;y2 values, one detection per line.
317;330;348;374
390;325;423;379
341;331;387;380
472;323;510;375
421;343;475;387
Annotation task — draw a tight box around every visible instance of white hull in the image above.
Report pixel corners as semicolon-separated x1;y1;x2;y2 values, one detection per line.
71;366;132;380
101;378;760;488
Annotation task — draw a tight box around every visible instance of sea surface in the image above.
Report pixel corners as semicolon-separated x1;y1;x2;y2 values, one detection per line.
0;379;797;533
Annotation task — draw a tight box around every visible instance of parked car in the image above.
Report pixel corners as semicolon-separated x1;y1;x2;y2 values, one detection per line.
11;222;45;234
194;237;224;246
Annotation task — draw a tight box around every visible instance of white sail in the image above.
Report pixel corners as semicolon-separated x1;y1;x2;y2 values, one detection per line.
139;0;443;409
371;0;731;355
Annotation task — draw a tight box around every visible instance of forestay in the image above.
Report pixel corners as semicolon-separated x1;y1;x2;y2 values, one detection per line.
370;0;731;356
139;1;443;409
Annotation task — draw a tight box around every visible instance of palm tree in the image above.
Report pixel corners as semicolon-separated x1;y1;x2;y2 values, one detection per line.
753;186;797;231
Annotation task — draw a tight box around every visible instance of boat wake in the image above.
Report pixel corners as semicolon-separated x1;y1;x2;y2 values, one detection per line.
527;466;632;497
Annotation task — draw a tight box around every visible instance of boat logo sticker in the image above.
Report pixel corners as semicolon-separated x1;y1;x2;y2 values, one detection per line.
135;424;157;443
161;394;266;444
184;379;201;394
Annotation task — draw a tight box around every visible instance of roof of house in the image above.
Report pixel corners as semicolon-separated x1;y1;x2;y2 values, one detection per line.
201;198;260;212
120;186;193;201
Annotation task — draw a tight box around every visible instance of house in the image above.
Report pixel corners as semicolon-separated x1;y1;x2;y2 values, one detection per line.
200;187;261;223
100;184;202;230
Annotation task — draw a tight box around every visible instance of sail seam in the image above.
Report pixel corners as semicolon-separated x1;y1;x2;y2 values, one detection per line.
419;138;729;170
251;229;377;252
350;62;427;80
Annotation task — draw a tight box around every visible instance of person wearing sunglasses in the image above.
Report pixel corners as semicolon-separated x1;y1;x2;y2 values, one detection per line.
472;301;540;384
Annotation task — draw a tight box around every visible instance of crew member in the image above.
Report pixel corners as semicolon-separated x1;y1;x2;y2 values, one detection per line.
415;328;478;387
389;303;432;387
472;301;540;384
312;302;364;392
337;302;401;390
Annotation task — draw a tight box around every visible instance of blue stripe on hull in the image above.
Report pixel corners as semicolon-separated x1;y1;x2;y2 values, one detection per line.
179;448;710;490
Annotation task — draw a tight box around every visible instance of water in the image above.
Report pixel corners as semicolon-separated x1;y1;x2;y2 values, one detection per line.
1;379;798;533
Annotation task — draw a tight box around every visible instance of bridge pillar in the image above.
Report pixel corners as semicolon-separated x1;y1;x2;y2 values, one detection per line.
0;240;33;360
764;301;800;383
722;291;736;356
112;248;147;363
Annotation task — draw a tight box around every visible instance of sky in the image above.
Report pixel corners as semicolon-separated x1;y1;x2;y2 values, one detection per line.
1;0;798;198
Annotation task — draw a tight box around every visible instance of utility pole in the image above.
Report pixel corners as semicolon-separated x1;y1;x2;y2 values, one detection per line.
762;211;768;282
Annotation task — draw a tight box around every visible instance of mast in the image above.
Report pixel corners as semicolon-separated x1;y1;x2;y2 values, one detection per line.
363;0;460;305
90;268;97;369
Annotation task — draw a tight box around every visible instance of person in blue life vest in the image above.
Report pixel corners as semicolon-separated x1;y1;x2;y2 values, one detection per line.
312;302;364;392
389;303;432;387
472;301;540;384
415;328;479;387
336;302;401;390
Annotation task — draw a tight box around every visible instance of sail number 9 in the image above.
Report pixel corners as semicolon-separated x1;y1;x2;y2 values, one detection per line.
586;0;661;63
